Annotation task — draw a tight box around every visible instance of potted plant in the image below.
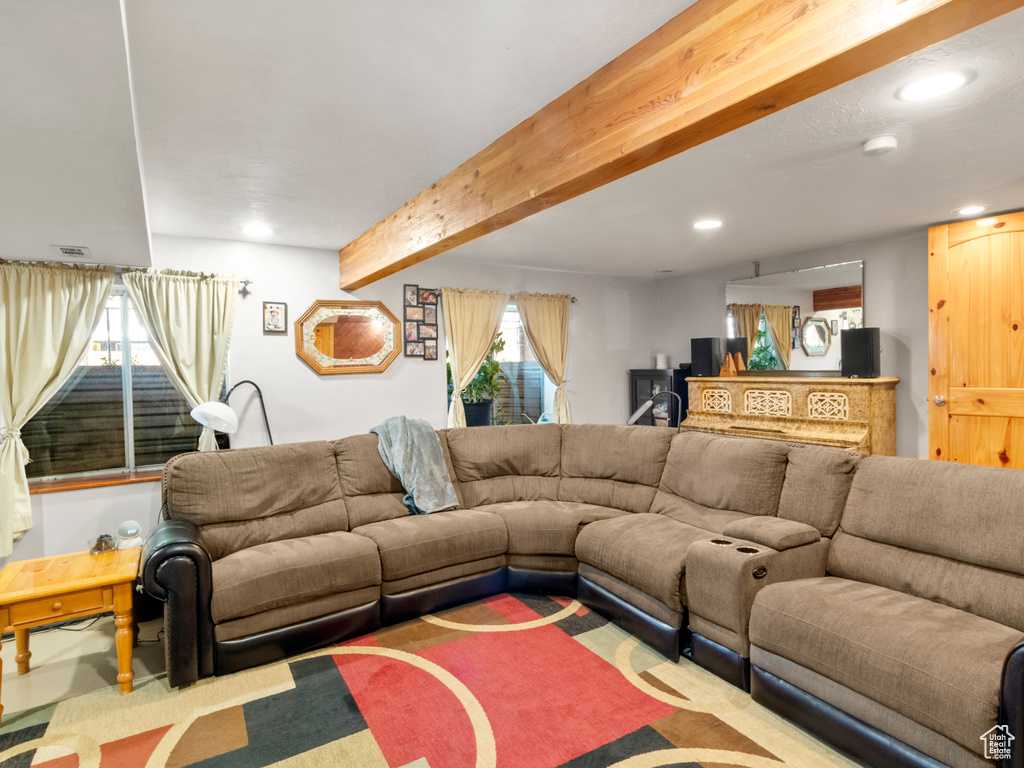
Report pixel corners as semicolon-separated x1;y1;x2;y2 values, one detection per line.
447;335;507;426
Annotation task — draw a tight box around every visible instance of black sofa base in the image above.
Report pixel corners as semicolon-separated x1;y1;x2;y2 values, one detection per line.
751;665;951;768
691;632;750;691
216;601;380;676
507;567;578;596
577;576;684;662
381;568;506;626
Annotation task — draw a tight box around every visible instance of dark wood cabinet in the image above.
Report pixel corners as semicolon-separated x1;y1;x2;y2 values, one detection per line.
628;366;691;427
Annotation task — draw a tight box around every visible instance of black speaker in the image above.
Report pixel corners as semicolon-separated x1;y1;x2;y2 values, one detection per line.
841;328;881;378
725;337;747;367
690;337;722;377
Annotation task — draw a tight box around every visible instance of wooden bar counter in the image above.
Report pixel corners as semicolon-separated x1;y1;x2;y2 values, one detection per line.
685;375;899;455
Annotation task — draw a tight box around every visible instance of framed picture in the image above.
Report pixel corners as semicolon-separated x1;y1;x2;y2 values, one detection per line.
404;285;439;358
831;319;840;335
263;302;287;335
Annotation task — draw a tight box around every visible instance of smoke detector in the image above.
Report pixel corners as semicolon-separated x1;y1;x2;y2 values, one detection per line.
862;135;898;157
51;245;93;259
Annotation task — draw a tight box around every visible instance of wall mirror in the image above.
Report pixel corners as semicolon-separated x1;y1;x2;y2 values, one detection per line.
295;300;400;374
725;260;862;371
801;317;832;356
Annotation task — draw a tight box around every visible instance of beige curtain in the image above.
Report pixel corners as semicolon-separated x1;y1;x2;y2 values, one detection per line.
441;287;509;428
763;304;793;370
729;303;763;362
123;269;238;451
515;292;572;423
0;262;115;555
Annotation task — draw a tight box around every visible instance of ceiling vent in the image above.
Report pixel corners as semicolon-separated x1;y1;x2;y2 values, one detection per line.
51;245;93;259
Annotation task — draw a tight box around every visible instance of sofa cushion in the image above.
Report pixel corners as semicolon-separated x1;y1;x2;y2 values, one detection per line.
838;456;1024;575
210;531;381;624
830;456;1024;631
334;434;417;528
652;431;790;527
777;443;859;536
478;500;628;557
352;509;508;582
163;441;348;560
557;425;675;514
446;424;561;507
749;577;1024;757
575;513;716;612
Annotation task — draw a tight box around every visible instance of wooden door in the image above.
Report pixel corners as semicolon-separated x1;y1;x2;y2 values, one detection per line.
929;210;1024;467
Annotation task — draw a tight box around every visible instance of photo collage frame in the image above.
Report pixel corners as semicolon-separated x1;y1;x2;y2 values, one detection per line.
403;284;439;359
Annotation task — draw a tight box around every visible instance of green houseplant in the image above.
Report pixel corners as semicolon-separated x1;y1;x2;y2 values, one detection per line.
747;321;781;371
447;334;507;426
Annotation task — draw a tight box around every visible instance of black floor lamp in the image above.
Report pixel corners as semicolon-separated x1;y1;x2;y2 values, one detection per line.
190;380;274;445
627;390;684;427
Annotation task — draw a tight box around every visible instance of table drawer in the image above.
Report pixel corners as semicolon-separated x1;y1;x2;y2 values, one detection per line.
8;588;107;626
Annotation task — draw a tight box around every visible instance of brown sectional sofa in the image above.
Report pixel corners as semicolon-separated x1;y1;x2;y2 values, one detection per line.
141;423;1024;768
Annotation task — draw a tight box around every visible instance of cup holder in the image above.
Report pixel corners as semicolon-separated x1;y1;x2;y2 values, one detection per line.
736;546;760;554
710;539;733;546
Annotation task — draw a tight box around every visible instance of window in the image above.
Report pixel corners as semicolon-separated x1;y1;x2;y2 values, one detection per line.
21;291;218;480
491;305;551;424
748;313;784;371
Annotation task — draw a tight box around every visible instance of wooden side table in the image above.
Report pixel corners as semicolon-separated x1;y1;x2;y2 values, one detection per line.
0;547;142;722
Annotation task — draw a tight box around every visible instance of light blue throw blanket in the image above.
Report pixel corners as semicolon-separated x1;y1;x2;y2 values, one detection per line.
370;416;459;515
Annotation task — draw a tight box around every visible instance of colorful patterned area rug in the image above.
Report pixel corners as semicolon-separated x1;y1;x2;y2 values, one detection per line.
0;593;858;768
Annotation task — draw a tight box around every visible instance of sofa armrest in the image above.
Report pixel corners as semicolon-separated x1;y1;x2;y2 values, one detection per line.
140;520;215;687
720;518;820;551
685;536;829;658
1001;641;1024;768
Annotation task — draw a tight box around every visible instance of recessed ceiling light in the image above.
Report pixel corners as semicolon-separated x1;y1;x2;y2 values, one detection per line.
694;219;722;230
977;218;998;227
243;222;274;237
957;205;985;216
896;72;966;101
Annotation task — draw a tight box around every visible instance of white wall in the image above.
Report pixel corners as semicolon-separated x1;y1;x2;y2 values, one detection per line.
657;231;929;458
13;235;659;561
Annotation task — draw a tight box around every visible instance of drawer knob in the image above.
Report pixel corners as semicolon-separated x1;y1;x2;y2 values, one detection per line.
52;601;62;611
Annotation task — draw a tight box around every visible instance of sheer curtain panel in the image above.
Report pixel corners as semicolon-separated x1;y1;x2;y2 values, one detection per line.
763;304;793;370
0;262;115;555
514;292;572;423
730;303;763;362
122;269;239;452
441;288;509;428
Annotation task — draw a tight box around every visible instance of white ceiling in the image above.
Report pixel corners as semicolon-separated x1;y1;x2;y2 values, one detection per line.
0;0;150;266
3;2;1023;278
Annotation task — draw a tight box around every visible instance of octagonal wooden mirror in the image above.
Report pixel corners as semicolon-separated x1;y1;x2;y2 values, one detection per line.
295;300;400;374
800;317;832;357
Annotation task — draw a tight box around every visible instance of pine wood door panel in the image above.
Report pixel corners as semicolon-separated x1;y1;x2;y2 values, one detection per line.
930;212;1024;467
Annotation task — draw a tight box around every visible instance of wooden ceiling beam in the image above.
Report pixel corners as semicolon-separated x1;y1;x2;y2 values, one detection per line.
338;0;1023;289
